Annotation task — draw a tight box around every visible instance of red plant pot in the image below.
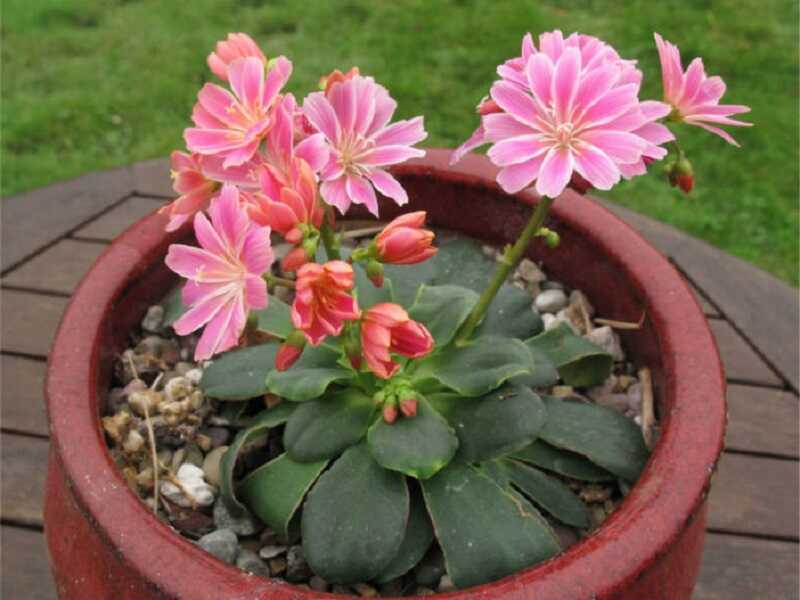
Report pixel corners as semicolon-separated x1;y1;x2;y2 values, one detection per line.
44;150;725;599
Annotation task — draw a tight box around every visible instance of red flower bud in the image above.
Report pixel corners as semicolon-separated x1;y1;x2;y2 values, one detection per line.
281;246;309;272
285;227;303;245
382;404;398;424
275;330;306;371
399;398;418;418
375;212;437;265
668;157;694;195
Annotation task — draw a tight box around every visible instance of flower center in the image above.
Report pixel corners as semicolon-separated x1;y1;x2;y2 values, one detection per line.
554;122;574;147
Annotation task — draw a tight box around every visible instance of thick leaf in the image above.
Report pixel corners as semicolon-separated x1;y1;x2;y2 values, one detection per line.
417;336;533;397
367;398;458;479
354;263;393;309
504;459;590;529
421;462;560;588
375;489;435;583
266;344;353;401
435;384;546;462
219;403;296;514
525;323;613;387
254;295;293;339
430;238;497;292
512;440;615;482
478;284;543;339
239;453;327;541
539;396;650;482
385;260;438;308
200;343;279;400
284;388;375;462
409;285;479;347
302;444;408;583
509;344;560;388
161;285;187;327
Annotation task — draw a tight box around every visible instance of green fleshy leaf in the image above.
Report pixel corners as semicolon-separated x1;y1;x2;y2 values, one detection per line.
266;344;353;401
302;444;409;583
375;489;435;583
421;462;560;589
477;284;543;339
239;453;327;541
525;323;613;387
161;285;187;328
415;336;533;397
385;260;438;308
430;238;497;292
539;396;650;482
354;263;393;309
434;384;546;462
509;344;560;388
511;440;615;482
367;398;458;479
200;343;279;400
253;295;293;339
219;403;296;515
409;285;479;346
284;388;375;462
504;459;591;529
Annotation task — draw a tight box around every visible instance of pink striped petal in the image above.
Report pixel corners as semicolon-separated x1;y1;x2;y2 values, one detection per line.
358;145;425;167
577;84;639;129
535;147;574;198
241;225;273;275
483;113;535;141
450;124;487;165
174;288;229;336
496;154;546;194
551;47;581;122
228;57;265;108
689;122;742;146
184;128;243;154
487;134;549;166
573;144;620;190
329;76;357;132
346;174;378;216
366;85;397;136
525;53;555;109
196;84;238;127
193;211;227;256
302;93;341;142
639;100;672;120
490;81;540;128
221;139;261;168
209;184;246;251
368;169;408;205
320;177;351;214
678;57;705;107
373;117;427;147
165;244;231;282
244;274;268;309
263;56;292;108
581;130;646;164
295;133;329;172
195;296;246;359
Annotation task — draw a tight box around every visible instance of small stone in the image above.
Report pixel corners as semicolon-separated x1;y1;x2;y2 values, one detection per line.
184;442;204;467
535;289;568;313
438;574;456;592
171;447;187;471
569;289;595;316
592;392;630;413
541;279;565;291
551;385;574;398
615;375;636;392
517;258;546;283
481;244;499;259
185;368;203;385
236;549;270;578
102;412;132;444
122;429;145;453
198;529;239;564
170;506;215;537
585;326;624;361
205;427;230;448
542;312;578;333
136;467;154;490
141;305;165;333
285;545;312;582
626;383;643;413
129;390;164;417
202;446;228;487
175;362;195;376
309;575;329;592
214;498;261;536
161;464;216;507
164;377;193;403
269;557;287;576
136;335;169;357
353;582;377;597
259;544;288;559
196;433;213;452
580;484;612;503
260;528;280;546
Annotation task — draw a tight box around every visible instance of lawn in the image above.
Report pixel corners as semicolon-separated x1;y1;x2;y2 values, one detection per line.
2;0;798;284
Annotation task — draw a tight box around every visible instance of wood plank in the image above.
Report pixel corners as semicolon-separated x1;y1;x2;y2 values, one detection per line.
1;291;69;357
726;385;799;458
685;279;720;318
74;196;164;241
1;433;48;527
131;157;172;197
708;453;799;539
2;240;106;295
1;355;49;437
1;526;57;600
695;533;798;600
599;199;799;392
708;319;783;386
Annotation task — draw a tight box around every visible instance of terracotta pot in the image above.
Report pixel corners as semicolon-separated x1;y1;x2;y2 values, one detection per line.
45;150;725;599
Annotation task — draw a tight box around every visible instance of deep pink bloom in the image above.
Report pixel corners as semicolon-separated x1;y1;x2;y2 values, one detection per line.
302;75;427;216
375;211;437;265
185;56;293;168
292;261;360;346
207;33;267;82
166;184;273;360
654;33;751;146
360;303;434;379
159;151;260;232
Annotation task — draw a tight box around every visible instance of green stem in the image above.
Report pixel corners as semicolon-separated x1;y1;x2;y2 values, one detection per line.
263;273;296;289
320;205;341;261
455;195;554;345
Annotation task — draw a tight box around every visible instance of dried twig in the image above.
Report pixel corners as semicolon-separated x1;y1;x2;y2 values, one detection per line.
142;401;160;514
639;367;655;449
594;313;646;330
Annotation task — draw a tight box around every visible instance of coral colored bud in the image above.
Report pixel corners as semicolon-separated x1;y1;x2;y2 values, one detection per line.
282;246;309;272
366;260;384;288
668;157;694;194
319;67;360;94
477;97;501;116
375;212;437;265
399;398;418;418
382;404;398;424
276;331;306;371
285;227;303;245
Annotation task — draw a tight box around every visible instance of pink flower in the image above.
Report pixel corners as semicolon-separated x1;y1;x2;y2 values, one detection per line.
207;33;267;82
654;33;751;146
375;211;437;265
292;261;360;346
160;151;260;232
166;184;273;360
360;303;434;379
185;56;293;168
302;75;427;216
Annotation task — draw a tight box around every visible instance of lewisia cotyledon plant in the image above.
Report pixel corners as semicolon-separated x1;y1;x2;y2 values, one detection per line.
157;31;749;590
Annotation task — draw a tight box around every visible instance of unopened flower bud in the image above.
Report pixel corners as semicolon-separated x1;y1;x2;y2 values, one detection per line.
545;230;560;248
382;403;398;424
285;227;303;245
282;246;309;272
399;398;418;418
477;97;501;115
275;330;306;371
666;157;694;194
374;212;437;265
366;259;384;288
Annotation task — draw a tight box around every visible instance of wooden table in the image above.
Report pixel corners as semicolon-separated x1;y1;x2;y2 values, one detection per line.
2;159;797;599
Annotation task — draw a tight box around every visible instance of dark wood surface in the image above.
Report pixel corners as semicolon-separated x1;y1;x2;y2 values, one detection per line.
1;159;797;598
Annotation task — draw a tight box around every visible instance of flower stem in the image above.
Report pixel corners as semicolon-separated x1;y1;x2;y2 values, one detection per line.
320;205;341;261
264;273;296;289
455;195;554;345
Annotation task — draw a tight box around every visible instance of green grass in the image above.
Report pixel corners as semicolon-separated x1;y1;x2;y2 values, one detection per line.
2;0;798;284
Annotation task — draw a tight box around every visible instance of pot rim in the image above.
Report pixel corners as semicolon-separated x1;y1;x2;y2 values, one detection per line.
45;149;725;599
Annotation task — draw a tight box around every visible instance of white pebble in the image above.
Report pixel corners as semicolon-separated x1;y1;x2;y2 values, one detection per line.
585;326;624;361
141;305;165;333
535;289;568;313
164;376;193;403
161;463;216;507
185;368;204;385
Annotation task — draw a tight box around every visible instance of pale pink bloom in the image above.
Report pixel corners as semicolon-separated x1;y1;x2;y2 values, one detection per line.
302;75;427;216
207;33;267;82
292;261;360;346
360;303;434;379
375;211;437;265
654;33;751;146
165;184;272;360
185;56;292;168
160;151;260;232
